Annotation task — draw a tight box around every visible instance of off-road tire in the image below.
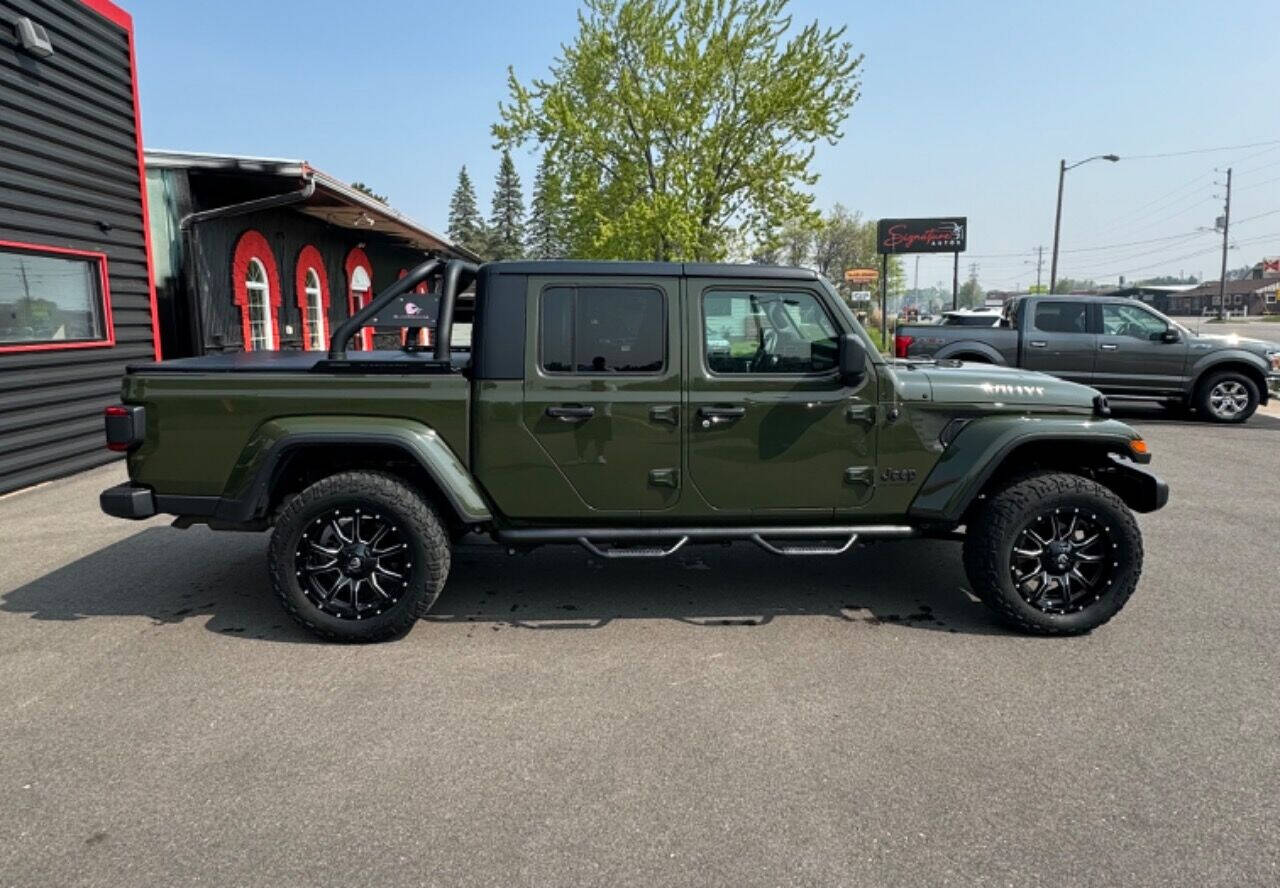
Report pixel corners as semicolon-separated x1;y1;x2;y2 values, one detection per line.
268;471;450;642
962;472;1143;635
1195;370;1259;423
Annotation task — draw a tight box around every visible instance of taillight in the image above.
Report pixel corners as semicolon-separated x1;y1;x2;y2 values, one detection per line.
894;334;914;359
104;405;145;452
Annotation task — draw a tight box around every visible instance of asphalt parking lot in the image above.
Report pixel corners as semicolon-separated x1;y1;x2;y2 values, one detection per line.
2;404;1278;888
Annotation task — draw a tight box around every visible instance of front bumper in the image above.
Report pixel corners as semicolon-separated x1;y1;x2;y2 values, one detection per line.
1267;372;1280;401
1102;457;1169;514
100;482;156;520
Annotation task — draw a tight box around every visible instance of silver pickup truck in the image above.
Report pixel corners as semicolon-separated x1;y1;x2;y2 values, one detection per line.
895;295;1280;423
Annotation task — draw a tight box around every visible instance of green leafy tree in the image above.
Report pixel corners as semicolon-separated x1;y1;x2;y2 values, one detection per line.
351;182;388;203
494;0;863;261
1051;277;1098;294
447;166;487;256
958;275;983;308
488;149;527;260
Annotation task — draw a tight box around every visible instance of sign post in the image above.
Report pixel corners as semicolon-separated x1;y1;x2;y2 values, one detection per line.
876;217;968;342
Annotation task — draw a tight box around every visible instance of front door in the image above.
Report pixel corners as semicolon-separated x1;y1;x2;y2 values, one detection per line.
685;280;877;516
1094;302;1188;394
521;277;682;512
1020;299;1096;384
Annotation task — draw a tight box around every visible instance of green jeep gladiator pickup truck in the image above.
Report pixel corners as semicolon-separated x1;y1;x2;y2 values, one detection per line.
100;259;1168;642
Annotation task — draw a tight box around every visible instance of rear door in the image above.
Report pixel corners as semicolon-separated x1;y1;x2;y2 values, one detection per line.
1094;301;1189;394
685;279;877;516
521;276;683;513
1020;300;1096;384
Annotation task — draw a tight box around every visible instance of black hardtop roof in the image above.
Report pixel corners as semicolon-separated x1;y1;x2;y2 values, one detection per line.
482;260;820;281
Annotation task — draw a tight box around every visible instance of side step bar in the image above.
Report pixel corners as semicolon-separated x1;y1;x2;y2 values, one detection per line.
494;525;916;558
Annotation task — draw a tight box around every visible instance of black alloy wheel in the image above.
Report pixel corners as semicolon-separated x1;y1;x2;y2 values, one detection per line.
1009;508;1115;615
296;507;412;620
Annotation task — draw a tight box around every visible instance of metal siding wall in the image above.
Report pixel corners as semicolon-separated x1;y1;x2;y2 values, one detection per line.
0;0;156;493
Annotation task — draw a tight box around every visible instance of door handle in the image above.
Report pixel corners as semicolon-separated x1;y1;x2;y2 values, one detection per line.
699;405;746;428
546;405;595;422
1028;340;1048;348
1099;343;1119;351
649;405;679;425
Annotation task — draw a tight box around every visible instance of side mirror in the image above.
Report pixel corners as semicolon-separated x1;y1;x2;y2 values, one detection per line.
838;333;868;386
1159;330;1180;343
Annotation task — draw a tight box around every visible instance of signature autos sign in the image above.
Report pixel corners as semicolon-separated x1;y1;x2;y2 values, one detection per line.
876;217;967;254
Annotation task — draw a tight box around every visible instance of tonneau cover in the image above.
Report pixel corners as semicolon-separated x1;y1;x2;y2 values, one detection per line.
127;350;468;374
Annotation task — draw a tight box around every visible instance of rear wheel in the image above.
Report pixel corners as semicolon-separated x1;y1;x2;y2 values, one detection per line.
962;472;1143;635
1196;371;1258;423
268;470;450;642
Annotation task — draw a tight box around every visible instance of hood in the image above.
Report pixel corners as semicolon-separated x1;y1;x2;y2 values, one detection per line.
896;361;1099;411
1186;331;1280;357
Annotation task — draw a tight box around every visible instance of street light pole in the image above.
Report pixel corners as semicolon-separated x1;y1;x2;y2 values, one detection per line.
1049;154;1119;293
1049;159;1066;293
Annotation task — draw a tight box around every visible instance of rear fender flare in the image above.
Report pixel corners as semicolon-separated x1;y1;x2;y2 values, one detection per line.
216;416;492;524
933;341;1007;364
907;416;1148;523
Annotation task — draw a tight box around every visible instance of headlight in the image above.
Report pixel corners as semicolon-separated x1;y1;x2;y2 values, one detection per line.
1268;350;1280;372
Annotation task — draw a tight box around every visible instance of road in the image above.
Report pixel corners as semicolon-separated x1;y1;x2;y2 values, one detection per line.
2;406;1278;887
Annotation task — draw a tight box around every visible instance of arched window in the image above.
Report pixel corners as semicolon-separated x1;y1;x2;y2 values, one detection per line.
295;245;331;352
245;259;273;351
231;229;281;351
345;247;374;350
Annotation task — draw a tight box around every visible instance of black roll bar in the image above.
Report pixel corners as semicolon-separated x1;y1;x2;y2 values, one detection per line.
327;257;443;359
434;259;479;361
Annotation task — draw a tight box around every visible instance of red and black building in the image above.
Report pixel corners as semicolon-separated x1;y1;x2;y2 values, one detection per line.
1;0;159;494
144;151;476;358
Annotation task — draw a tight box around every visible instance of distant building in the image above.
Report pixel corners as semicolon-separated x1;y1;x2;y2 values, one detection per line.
145;151;477;358
1167;278;1279;316
1107;284;1200;315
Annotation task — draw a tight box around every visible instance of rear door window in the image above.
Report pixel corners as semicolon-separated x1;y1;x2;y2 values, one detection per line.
539;285;665;374
1033;301;1090;334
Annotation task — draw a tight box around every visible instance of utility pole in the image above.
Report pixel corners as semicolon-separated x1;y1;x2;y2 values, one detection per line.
1035;245;1044;291
1217;167;1232;321
1050;154;1119;293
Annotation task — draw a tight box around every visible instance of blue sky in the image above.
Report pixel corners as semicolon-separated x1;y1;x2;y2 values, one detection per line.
128;0;1280;289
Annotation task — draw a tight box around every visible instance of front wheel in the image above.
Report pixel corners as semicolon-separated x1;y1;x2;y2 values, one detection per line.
962;472;1143;635
268;471;451;642
1196;371;1258;423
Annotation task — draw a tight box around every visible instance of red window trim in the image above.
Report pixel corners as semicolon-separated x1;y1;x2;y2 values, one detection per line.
232;230;282;351
295;245;331;352
0;240;116;354
345;247;374;351
78;0;163;361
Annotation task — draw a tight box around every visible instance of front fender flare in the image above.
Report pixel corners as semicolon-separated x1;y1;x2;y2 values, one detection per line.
216;416;492;524
907;416;1147;523
1186;350;1271;402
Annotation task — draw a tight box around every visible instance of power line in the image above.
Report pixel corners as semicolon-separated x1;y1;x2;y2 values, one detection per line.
1119;138;1280;160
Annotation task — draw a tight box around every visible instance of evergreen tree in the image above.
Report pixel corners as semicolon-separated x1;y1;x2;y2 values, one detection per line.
487;150;526;260
447;166;486;256
528;155;568;259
